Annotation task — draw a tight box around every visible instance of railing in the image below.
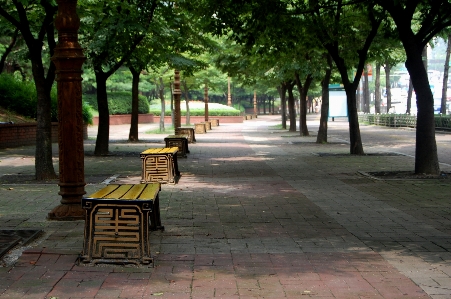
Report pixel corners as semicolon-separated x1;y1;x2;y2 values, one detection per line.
358;113;451;130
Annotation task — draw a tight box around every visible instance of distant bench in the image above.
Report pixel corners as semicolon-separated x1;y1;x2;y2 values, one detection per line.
164;135;189;157
140;147;180;184
80;183;163;265
175;127;196;143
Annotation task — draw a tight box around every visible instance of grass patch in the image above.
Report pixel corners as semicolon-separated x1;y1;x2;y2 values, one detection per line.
269;124;285;130
145;125;175;134
0;107;35;123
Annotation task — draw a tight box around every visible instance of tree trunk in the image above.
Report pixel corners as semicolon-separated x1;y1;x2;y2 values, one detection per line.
379;3;441;175
384;62;392;113
287;81;296;132
407;79;413;114
422;45;428;72
356;81;361;112
170;82;174;127
278;84;287;129
375;63;381;114
344;86;365;154
159;77;165;132
182;81;190;125
94;68;110;156
317;54;332;143
128;66;140;141
29;40;57;179
10;0;58;180
295;72;313;136
34;63;57;180
328;53;365;154
405;46;440;174
363;67;370;113
441;34;451;115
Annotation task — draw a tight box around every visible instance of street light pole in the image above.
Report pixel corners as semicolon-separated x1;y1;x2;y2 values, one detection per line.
173;70;182;129
204;83;209;121
48;0;86;220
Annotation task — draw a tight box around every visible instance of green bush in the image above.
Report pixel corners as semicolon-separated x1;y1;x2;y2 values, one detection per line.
149;101;240;116
0;73;93;124
0;74;37;119
83;91;149;115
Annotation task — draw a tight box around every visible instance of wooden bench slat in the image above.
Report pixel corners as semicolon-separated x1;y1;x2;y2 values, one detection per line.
141;148;161;154
141;147;178;155
120;183;147;200
103;185;133;199
87;184;120;199
138;183;160;200
160;147;178;154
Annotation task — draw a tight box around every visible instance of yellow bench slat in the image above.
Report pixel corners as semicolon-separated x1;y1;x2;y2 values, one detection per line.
103;185;133;199
87;184;120;199
120;184;146;200
141;148;161;154
87;184;160;201
141;147;178;155
138;183;160;200
160;147;178;154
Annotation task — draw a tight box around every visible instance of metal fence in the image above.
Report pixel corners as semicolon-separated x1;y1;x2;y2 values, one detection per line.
358;113;451;130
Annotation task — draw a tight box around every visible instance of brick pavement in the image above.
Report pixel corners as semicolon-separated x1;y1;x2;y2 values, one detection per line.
0;115;450;298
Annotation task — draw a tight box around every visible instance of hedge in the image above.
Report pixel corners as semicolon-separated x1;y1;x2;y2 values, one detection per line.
0;74;93;124
149;101;240;116
83;91;149;115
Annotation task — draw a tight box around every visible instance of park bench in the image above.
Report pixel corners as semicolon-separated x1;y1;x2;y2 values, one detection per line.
140;147;180;184
210;119;219;126
195;123;206;134
164;135;189;157
175;127;196;143
80;183;163;266
202;121;212;130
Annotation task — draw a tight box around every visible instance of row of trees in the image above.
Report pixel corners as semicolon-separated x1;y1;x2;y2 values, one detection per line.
0;0;221;179
180;0;451;175
1;0;450;177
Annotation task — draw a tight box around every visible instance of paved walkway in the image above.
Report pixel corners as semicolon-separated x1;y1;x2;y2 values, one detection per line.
0;115;450;298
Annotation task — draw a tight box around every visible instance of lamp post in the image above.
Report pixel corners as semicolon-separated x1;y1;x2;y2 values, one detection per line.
204;83;209;121
173;70;182;129
227;77;232;106
254;90;257;115
48;0;86;220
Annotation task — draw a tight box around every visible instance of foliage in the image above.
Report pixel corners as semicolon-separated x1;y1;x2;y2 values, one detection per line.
83;91;149;115
0;73;36;118
0;73;93;123
148;101;240;116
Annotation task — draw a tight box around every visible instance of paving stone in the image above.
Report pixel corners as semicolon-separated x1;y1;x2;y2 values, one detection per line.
0;116;449;298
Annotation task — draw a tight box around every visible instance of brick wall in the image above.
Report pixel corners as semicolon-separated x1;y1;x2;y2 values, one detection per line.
0;123;88;149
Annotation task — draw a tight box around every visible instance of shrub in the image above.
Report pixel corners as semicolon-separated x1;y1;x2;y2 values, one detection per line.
0;73;93;124
0;74;37;119
149;101;240;116
83;91;149;115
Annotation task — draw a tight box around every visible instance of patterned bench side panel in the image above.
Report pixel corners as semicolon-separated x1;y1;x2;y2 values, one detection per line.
141;154;174;183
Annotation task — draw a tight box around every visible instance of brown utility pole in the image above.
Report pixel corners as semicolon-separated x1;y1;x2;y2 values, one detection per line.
48;0;86;220
227;77;232;106
204;83;209;121
173;70;182;129
253;90;257;115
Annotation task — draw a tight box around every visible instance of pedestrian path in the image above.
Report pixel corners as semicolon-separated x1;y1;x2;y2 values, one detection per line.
0;115;449;298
